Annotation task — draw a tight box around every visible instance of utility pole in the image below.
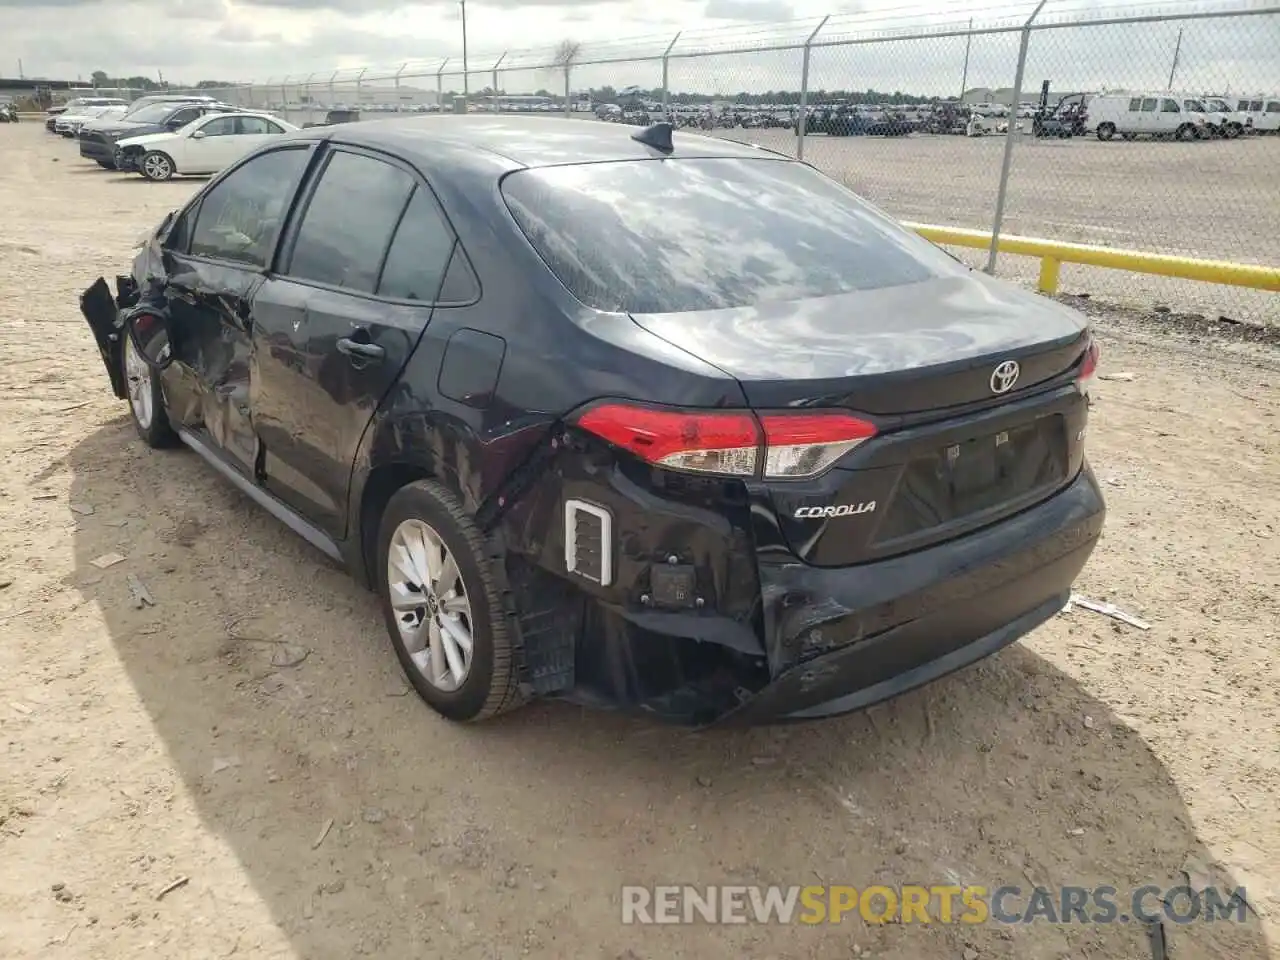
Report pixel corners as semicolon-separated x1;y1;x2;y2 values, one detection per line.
960;17;973;101
460;0;469;112
17;59;23;79
1167;27;1183;89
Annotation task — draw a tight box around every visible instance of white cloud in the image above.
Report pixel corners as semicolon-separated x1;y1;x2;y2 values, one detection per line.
3;0;1276;99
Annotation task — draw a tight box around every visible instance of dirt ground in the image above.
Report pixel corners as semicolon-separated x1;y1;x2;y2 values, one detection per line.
0;121;1277;960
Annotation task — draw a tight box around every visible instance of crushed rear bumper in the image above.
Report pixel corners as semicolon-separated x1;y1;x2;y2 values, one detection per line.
717;464;1105;724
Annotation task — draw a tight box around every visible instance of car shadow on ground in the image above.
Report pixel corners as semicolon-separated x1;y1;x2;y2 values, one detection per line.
66;419;1271;960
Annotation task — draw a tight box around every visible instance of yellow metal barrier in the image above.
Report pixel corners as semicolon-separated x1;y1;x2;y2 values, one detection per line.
902;222;1280;295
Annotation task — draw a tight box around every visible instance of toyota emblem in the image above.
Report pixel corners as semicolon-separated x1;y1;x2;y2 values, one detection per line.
990;360;1020;394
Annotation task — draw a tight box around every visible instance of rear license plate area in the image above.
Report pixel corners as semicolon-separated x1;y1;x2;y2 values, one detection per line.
875;417;1067;542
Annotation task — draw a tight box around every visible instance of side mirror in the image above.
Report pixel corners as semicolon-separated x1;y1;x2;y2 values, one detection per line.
191;129;206;139
127;310;174;371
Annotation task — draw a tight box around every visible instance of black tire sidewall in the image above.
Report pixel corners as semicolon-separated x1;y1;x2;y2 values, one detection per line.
375;482;505;722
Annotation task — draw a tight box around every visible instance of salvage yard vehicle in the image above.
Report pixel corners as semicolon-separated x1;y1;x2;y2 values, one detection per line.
302;109;361;128
78;116;1104;727
54;103;127;137
1088;92;1206;140
115;111;299;181
79;99;234;169
0;99;17;123
45;96;126;132
1198;95;1246;138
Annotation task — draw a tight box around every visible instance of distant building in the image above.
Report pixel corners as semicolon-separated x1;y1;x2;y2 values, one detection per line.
962;86;1019;106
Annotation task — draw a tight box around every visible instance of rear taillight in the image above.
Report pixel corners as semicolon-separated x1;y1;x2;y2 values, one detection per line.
1076;336;1100;398
572;402;877;479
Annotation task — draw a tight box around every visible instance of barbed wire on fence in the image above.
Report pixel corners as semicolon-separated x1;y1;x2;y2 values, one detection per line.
63;0;1280;323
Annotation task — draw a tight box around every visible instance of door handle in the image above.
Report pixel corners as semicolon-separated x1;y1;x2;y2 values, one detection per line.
336;337;385;363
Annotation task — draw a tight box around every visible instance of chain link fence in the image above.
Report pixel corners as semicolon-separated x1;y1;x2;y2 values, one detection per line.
69;0;1280;323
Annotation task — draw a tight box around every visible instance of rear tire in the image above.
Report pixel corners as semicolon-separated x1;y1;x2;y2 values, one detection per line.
122;333;178;448
1096;122;1116;141
376;480;525;723
1175;123;1196;141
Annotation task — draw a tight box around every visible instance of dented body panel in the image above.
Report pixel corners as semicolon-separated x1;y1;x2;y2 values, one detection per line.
77;116;1105;726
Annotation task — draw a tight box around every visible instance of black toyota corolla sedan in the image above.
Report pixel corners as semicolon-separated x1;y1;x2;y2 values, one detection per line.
79;115;1105;726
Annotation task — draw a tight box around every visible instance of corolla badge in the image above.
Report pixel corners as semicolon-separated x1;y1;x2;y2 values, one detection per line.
794;501;877;519
990;359;1020;394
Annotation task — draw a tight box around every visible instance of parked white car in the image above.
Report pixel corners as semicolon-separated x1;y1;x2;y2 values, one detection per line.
55;104;128;137
1088;92;1207;141
114;111;299;181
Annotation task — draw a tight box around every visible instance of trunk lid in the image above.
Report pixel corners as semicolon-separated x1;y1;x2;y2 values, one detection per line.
627;272;1088;415
628;273;1093;567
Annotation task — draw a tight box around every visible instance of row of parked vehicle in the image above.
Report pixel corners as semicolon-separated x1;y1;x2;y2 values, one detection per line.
42;93;323;181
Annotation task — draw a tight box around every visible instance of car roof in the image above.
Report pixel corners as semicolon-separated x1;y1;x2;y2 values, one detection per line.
301;115;782;172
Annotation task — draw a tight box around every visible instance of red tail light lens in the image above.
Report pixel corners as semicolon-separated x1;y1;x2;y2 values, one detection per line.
1076;336;1100;398
574;404;760;476
572;403;878;479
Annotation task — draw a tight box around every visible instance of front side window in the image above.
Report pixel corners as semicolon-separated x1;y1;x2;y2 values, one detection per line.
502;158;957;314
189;147;309;266
1267;102;1280;113
285;151;415;293
1141;98;1158;112
200;116;237;137
1128;98;1142;111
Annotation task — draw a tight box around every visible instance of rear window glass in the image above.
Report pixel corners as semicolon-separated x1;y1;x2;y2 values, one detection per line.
501;158;953;314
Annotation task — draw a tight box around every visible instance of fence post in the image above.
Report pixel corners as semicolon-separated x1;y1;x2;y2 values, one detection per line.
279;76;288;109
661;32;681;111
564;61;572;117
329;70;339;106
355;67;367;105
394;63;406;90
436;58;448;108
304;72;316;123
985;0;1047;274
492;52;506;98
796;15;829;161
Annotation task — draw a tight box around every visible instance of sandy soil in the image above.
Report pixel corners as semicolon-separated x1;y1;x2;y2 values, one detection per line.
0;121;1277;960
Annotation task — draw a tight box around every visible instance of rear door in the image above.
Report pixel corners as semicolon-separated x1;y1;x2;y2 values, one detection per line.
249;145;462;538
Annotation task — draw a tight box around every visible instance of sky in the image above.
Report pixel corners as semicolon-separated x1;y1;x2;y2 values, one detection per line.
3;0;1277;97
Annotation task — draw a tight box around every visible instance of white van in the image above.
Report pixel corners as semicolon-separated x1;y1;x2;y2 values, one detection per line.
1225;96;1280;133
1198;95;1247;137
1088;92;1207;141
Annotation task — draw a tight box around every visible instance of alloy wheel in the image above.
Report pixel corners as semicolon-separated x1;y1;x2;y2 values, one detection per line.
387;518;475;692
124;333;154;429
143;154;172;180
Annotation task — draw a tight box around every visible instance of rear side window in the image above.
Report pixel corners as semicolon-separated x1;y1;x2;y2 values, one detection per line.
1161;99;1180;113
501;158;953;314
376;187;457;301
286;151;415;293
189;147;309;266
1141;98;1157;112
1128;98;1142;111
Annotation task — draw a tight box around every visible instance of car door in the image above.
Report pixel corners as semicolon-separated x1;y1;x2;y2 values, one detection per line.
248;146;461;538
161;144;315;474
183;114;240;173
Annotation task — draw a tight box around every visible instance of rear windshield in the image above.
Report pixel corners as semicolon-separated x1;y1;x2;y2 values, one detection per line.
126;103;183;123
501;158;955;314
